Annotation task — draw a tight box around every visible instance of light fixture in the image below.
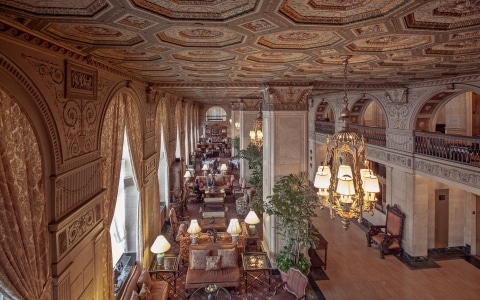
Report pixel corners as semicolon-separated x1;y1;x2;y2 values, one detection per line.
151;235;171;264
220;163;228;175
187;219;202;244
315;56;380;230
244;210;260;235
226;218;242;243
235;121;240;129
202;163;209;176
184;170;192;181
249;107;263;147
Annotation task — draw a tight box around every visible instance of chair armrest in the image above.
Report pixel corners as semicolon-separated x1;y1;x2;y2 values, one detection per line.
272;282;287;295
367;225;386;236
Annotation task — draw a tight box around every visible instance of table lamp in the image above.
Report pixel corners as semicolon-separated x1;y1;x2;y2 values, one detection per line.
151;235;171;264
227;218;242;243
202;164;209;176
244;210;260;235
184;170;192;182
187;219;202;244
220;163;228;175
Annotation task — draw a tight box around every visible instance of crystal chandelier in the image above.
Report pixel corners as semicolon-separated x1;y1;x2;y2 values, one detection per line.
314;57;380;230
249;107;263;147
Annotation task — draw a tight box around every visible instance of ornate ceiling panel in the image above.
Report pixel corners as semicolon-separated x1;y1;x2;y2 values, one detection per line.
1;0;480;102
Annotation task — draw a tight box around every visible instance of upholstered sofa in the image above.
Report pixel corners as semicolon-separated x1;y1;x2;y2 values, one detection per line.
195;174;235;188
185;242;241;295
118;261;169;300
176;222;248;263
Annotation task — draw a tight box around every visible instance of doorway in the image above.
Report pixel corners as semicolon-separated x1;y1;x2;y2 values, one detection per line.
435;189;449;248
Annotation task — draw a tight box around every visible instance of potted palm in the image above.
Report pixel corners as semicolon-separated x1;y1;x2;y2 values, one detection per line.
264;172;320;277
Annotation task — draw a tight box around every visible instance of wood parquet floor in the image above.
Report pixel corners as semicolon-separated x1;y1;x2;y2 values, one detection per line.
312;207;480;300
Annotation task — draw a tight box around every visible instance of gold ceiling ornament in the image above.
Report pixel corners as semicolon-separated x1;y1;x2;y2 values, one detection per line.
314;56;380;230
249;107;263;147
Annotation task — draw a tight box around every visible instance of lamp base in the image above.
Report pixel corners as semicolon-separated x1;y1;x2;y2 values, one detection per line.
248;224;256;236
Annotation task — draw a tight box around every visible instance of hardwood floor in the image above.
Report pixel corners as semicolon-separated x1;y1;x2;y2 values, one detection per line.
312;207;480;300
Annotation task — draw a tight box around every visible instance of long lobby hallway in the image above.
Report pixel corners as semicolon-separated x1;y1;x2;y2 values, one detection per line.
312;207;480;300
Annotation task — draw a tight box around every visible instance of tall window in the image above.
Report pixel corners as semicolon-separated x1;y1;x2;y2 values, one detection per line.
110;130;140;264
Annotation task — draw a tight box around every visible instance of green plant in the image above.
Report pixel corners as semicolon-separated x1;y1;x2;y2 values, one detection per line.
238;143;264;213
275;249;311;275
264;172;320;275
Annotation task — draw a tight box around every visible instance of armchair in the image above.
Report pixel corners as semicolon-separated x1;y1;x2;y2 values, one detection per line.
269;268;308;300
366;204;406;259
169;207;189;241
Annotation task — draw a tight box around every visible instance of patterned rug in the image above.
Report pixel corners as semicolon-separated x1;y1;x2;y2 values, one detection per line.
162;197;324;299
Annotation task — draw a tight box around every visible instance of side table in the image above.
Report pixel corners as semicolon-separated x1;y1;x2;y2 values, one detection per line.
148;253;180;291
242;252;273;293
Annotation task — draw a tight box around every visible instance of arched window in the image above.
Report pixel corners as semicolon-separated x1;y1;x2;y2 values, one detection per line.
205;106;227;122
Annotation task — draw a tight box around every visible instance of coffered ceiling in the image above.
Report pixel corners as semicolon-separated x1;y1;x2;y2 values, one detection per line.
1;0;480;102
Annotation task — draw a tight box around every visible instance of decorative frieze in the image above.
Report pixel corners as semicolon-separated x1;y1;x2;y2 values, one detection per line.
415;159;480;189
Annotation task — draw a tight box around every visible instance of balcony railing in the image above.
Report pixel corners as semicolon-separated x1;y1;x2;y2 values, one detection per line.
314;121;335;135
315;123;480;167
315;122;386;146
350;125;386;147
414;131;480;166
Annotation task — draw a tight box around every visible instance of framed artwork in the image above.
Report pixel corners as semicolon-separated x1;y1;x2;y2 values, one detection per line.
65;60;98;99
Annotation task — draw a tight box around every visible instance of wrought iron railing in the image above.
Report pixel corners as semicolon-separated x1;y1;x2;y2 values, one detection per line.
350;125;386;147
314;121;335;135
414;131;480;166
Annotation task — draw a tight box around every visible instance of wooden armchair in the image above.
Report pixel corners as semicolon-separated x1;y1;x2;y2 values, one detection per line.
169;207;189;241
366;204;406;259
269;268;308;300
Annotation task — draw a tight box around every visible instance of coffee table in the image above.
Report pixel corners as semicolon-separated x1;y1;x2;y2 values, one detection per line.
190;284;231;300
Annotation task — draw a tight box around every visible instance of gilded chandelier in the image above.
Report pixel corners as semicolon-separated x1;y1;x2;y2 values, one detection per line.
249;107;263;147
314;57;380;230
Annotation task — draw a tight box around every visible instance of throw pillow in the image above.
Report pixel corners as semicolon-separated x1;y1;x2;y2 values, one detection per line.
205;255;221;271
189;249;210;270
138;283;151;300
130;290;140;300
218;248;237;268
137;270;153;290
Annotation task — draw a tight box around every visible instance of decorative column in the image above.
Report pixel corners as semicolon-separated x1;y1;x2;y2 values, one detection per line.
261;84;311;258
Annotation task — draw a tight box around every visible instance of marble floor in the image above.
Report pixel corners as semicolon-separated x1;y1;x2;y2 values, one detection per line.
312;207;480;300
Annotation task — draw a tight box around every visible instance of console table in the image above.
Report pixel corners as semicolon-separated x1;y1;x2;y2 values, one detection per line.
308;232;328;270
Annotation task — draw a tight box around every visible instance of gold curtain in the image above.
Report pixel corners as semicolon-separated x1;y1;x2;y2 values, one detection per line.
124;95;145;265
100;94;126;300
0;89;51;299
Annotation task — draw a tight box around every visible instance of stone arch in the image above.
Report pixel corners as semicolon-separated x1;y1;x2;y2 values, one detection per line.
314;100;334;122
349;94;387;127
0;53;56;220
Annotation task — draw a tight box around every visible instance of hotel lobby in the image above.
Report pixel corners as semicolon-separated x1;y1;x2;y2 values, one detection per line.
1;1;480;299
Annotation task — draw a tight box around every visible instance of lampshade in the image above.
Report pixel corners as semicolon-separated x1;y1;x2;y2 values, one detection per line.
187;219;202;235
220;164;228;171
314;166;331;189
151;235;171;254
249;130;255;138
336;176;355;204
244;210;260;225
202;164;209;171
184;170;192;179
337;165;353;179
364;175;380;194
